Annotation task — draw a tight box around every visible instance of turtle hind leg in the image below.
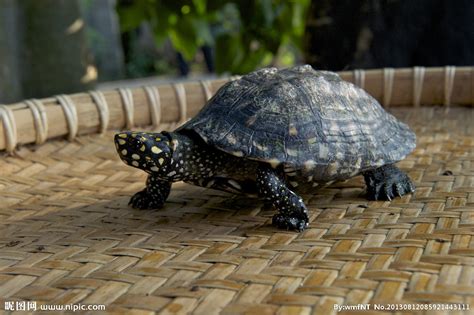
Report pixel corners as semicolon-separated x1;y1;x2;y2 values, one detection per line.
363;164;415;201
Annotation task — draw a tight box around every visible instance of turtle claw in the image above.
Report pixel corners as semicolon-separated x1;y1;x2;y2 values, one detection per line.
393;182;402;197
129;189;164;210
364;165;415;201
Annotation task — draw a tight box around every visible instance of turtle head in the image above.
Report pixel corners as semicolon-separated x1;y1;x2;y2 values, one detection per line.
114;131;174;176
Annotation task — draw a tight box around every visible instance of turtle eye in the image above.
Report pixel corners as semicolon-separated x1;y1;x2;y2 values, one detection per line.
128;137;143;151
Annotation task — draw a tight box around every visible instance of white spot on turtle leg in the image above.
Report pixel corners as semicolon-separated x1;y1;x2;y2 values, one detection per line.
132;154;140;160
121;149;127;156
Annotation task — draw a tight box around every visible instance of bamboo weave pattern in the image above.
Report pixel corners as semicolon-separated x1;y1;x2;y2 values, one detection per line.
0;107;473;314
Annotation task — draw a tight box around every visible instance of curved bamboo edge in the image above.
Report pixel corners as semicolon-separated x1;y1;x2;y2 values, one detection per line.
0;66;473;152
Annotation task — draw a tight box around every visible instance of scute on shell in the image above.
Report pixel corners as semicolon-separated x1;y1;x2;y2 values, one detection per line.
178;65;416;173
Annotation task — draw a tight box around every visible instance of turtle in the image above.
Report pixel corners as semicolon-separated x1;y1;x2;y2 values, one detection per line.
114;65;416;231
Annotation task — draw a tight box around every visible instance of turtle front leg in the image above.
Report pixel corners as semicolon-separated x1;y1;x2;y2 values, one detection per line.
363;164;415;201
257;165;309;231
129;174;172;209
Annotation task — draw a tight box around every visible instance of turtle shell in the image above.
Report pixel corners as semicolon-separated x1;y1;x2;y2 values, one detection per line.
179;65;416;173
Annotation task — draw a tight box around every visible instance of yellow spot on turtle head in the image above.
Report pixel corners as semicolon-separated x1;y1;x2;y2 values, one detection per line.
117;139;126;145
140;136;147;141
140;145;146;152
118;133;127;138
151;146;162;154
158;158;164;165
121;149;127;156
155;137;161;141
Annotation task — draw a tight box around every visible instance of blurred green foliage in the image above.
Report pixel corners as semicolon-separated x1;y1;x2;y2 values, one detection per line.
116;0;310;74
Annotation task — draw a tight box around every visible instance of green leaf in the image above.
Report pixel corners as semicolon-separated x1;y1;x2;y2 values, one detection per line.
215;33;244;73
192;0;207;15
117;0;310;74
116;2;148;32
192;18;213;46
168;16;199;60
238;48;272;73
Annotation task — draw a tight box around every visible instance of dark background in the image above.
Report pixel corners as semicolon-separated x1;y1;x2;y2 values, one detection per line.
0;0;472;103
305;0;474;70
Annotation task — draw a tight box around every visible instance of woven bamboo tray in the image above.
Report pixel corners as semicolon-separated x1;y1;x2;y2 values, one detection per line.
0;67;473;314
